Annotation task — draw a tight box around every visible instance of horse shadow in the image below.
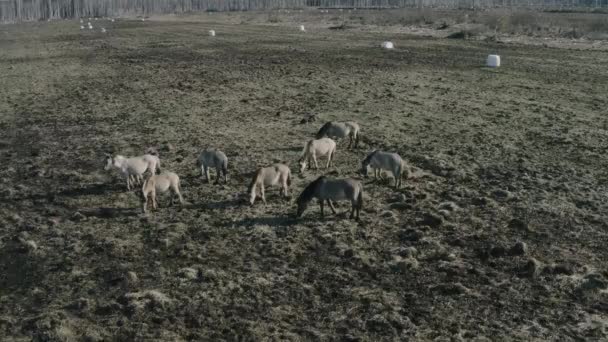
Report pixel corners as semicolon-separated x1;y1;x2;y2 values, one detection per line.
266;146;302;153
79;207;138;219
56;183;122;198
224;215;297;228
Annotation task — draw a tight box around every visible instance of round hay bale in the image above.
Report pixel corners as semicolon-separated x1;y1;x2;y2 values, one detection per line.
487;54;501;68
381;41;394;49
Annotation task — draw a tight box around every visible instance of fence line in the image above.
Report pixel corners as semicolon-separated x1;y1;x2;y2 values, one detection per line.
1;0;606;23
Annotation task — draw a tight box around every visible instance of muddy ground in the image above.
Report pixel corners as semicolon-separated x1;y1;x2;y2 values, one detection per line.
1;12;608;341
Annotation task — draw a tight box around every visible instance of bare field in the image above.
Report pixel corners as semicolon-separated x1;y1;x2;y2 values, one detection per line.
1;13;608;341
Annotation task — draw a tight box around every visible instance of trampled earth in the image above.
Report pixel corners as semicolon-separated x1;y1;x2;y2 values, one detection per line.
1;13;607;340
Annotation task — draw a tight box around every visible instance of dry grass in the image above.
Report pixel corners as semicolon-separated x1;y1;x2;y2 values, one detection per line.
261;8;608;40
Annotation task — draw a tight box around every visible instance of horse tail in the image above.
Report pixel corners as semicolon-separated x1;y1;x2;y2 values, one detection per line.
354;128;360;148
156;157;161;174
316;122;331;139
287;168;292;187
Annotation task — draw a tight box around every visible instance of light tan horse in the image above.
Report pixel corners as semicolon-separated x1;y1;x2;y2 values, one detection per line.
298;138;336;173
248;163;292;205
105;153;161;190
360;150;410;189
296;176;363;220
142;171;184;212
316;121;360;149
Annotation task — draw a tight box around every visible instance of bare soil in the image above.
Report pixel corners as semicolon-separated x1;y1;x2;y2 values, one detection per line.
1;12;608;341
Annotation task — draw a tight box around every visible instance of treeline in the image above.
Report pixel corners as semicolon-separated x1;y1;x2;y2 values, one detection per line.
1;0;606;23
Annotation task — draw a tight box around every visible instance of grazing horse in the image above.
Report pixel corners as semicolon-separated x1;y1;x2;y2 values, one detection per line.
197;148;228;184
360;150;410;189
142;172;184;212
296;176;363;220
248;163;292;205
298;138;336;173
104;153;161;190
316;121;360;149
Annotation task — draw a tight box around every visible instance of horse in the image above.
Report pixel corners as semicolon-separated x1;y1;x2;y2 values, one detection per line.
142;171;184;212
296;176;363;220
104;153;161;190
360;150;410;189
197;148;228;184
248;163;292;205
316;121;360;149
298;138;336;173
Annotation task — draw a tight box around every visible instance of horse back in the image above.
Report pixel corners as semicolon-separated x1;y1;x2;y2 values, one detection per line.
320;178;360;201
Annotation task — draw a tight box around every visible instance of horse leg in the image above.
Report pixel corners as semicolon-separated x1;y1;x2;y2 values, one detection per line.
347;135;352;149
326;150;332;169
395;168;401;189
152;191;157;210
205;166;211;184
328;200;337;214
250;185;257;205
142;193;148;212
283;179;289;197
319;199;324;218
201;165;208;182
213;167;220;184
175;183;184;205
261;186;267;205
313;154;319;170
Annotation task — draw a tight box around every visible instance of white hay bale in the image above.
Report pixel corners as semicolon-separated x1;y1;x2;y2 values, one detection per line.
80;25;84;30
79;19;83;23
299;25;306;32
209;30;216;37
381;41;395;49
486;54;501;68
110;19;115;22
101;27;106;33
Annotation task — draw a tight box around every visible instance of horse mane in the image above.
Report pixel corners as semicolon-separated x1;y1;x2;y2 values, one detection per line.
299;140;312;161
316;122;332;138
297;176;326;204
248;168;263;192
362;150;379;165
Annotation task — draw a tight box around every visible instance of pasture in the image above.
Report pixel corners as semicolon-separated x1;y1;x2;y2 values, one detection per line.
1;11;608;340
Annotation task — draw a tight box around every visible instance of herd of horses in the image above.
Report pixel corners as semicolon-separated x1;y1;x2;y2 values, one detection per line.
104;121;411;220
